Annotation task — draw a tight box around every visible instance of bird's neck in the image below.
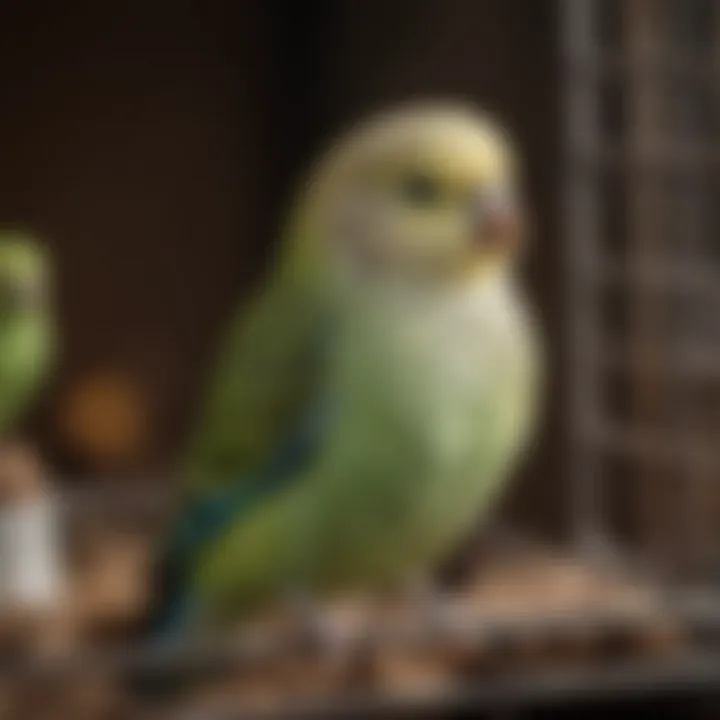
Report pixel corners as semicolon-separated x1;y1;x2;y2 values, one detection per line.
341;265;516;318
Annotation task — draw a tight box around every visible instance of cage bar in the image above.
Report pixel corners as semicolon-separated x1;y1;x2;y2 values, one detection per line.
562;0;612;559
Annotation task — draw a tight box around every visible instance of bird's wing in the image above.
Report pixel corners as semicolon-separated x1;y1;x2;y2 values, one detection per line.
183;266;328;494
147;391;328;638
149;229;331;637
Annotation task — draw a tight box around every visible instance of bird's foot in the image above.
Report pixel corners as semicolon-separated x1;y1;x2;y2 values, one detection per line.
284;589;348;658
400;574;457;637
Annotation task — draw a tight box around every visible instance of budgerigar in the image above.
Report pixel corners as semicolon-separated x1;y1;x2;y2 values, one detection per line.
150;103;543;639
0;232;54;434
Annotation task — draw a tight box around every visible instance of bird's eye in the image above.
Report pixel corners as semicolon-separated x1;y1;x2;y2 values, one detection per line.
398;172;441;206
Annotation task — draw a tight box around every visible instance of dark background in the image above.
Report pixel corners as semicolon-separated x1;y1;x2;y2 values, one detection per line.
0;0;562;536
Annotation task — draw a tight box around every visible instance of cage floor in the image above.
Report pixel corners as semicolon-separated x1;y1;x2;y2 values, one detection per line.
0;527;693;719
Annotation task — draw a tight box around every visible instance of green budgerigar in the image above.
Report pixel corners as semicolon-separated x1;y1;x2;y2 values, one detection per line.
150;103;543;637
0;233;53;434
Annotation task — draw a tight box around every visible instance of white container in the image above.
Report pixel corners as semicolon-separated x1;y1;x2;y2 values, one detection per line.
0;497;65;613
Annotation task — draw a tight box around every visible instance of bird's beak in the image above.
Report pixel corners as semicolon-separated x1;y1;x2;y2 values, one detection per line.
473;186;524;255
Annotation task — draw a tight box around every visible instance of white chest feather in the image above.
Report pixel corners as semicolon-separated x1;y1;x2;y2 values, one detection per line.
409;278;526;454
340;273;531;466
379;274;524;389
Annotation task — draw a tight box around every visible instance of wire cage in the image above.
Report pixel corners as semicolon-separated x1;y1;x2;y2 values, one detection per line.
5;1;720;717
565;0;720;595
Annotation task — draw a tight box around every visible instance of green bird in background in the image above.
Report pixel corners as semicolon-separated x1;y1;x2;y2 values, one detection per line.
0;233;54;435
150;102;543;638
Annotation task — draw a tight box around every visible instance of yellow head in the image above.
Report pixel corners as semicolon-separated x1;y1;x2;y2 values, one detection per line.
298;102;526;290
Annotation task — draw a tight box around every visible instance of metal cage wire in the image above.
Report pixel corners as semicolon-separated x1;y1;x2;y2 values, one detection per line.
563;0;720;588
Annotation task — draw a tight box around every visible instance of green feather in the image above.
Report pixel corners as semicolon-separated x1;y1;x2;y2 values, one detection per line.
183;189;330;495
0;232;53;433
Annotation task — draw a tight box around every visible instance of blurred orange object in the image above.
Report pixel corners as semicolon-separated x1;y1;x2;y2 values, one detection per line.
56;369;150;469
